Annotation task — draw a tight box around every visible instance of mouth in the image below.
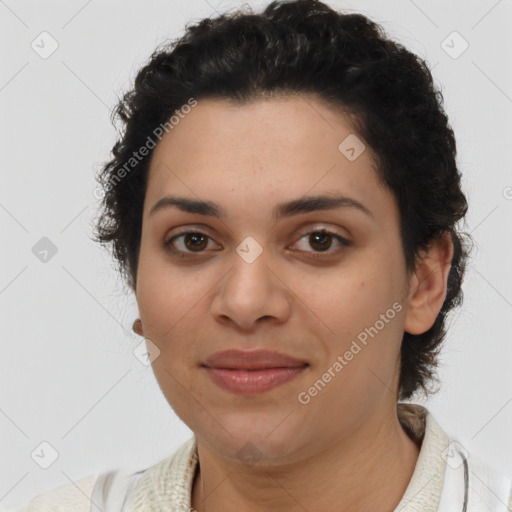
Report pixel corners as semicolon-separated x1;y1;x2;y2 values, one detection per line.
201;349;309;394
203;348;308;370
202;365;308;394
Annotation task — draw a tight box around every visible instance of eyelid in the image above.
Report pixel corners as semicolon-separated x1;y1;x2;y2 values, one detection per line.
293;223;351;241
165;225;214;239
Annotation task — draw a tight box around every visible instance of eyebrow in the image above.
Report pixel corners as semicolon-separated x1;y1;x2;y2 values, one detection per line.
149;193;374;221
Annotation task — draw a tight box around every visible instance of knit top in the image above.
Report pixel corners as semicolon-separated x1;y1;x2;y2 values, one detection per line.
16;403;512;511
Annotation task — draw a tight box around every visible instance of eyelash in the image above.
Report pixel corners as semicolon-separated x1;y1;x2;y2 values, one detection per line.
163;228;351;259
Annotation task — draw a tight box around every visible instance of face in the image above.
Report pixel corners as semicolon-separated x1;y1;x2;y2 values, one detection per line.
135;94;414;465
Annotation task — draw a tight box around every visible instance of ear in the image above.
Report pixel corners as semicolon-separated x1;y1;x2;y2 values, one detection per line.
133;318;144;337
403;231;454;335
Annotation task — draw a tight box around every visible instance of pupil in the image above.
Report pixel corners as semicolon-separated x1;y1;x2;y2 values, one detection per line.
310;232;331;251
186;233;207;251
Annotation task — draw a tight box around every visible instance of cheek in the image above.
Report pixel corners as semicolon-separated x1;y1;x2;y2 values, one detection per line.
292;269;384;340
136;252;208;336
295;262;403;374
135;261;216;390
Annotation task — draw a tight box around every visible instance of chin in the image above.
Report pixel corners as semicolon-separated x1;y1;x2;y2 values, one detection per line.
196;413;307;464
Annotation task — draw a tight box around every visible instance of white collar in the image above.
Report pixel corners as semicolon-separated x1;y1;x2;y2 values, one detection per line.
127;403;511;512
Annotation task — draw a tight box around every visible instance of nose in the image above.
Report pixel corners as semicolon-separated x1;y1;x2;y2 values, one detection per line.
210;248;293;332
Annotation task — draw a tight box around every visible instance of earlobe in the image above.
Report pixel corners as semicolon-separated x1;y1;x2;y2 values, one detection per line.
132;318;144;336
403;232;454;335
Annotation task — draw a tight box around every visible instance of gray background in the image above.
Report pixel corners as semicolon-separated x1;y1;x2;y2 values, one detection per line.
1;0;511;508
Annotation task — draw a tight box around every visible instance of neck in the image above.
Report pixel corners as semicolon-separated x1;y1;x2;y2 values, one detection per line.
191;406;421;512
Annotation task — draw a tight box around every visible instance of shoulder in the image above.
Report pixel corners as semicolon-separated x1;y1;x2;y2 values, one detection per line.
440;436;512;511
15;438;198;512
399;403;512;511
15;474;97;512
467;454;512;512
129;437;198;511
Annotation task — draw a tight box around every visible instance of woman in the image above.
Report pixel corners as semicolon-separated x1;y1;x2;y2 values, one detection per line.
17;0;512;510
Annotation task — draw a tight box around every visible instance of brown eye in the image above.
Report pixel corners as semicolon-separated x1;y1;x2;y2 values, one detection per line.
182;233;209;251
308;231;334;252
165;231;218;254
292;229;351;256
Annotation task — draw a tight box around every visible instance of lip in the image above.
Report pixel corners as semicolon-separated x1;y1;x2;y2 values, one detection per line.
202;349;308;370
202;349;309;395
204;349;307;370
204;367;307;394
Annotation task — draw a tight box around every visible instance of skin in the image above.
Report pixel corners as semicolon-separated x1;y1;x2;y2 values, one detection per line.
133;94;454;512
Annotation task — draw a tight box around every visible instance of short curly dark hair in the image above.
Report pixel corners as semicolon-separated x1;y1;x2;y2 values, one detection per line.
93;0;473;401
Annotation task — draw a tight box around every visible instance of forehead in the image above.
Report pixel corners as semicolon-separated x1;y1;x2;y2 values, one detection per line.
144;95;394;222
